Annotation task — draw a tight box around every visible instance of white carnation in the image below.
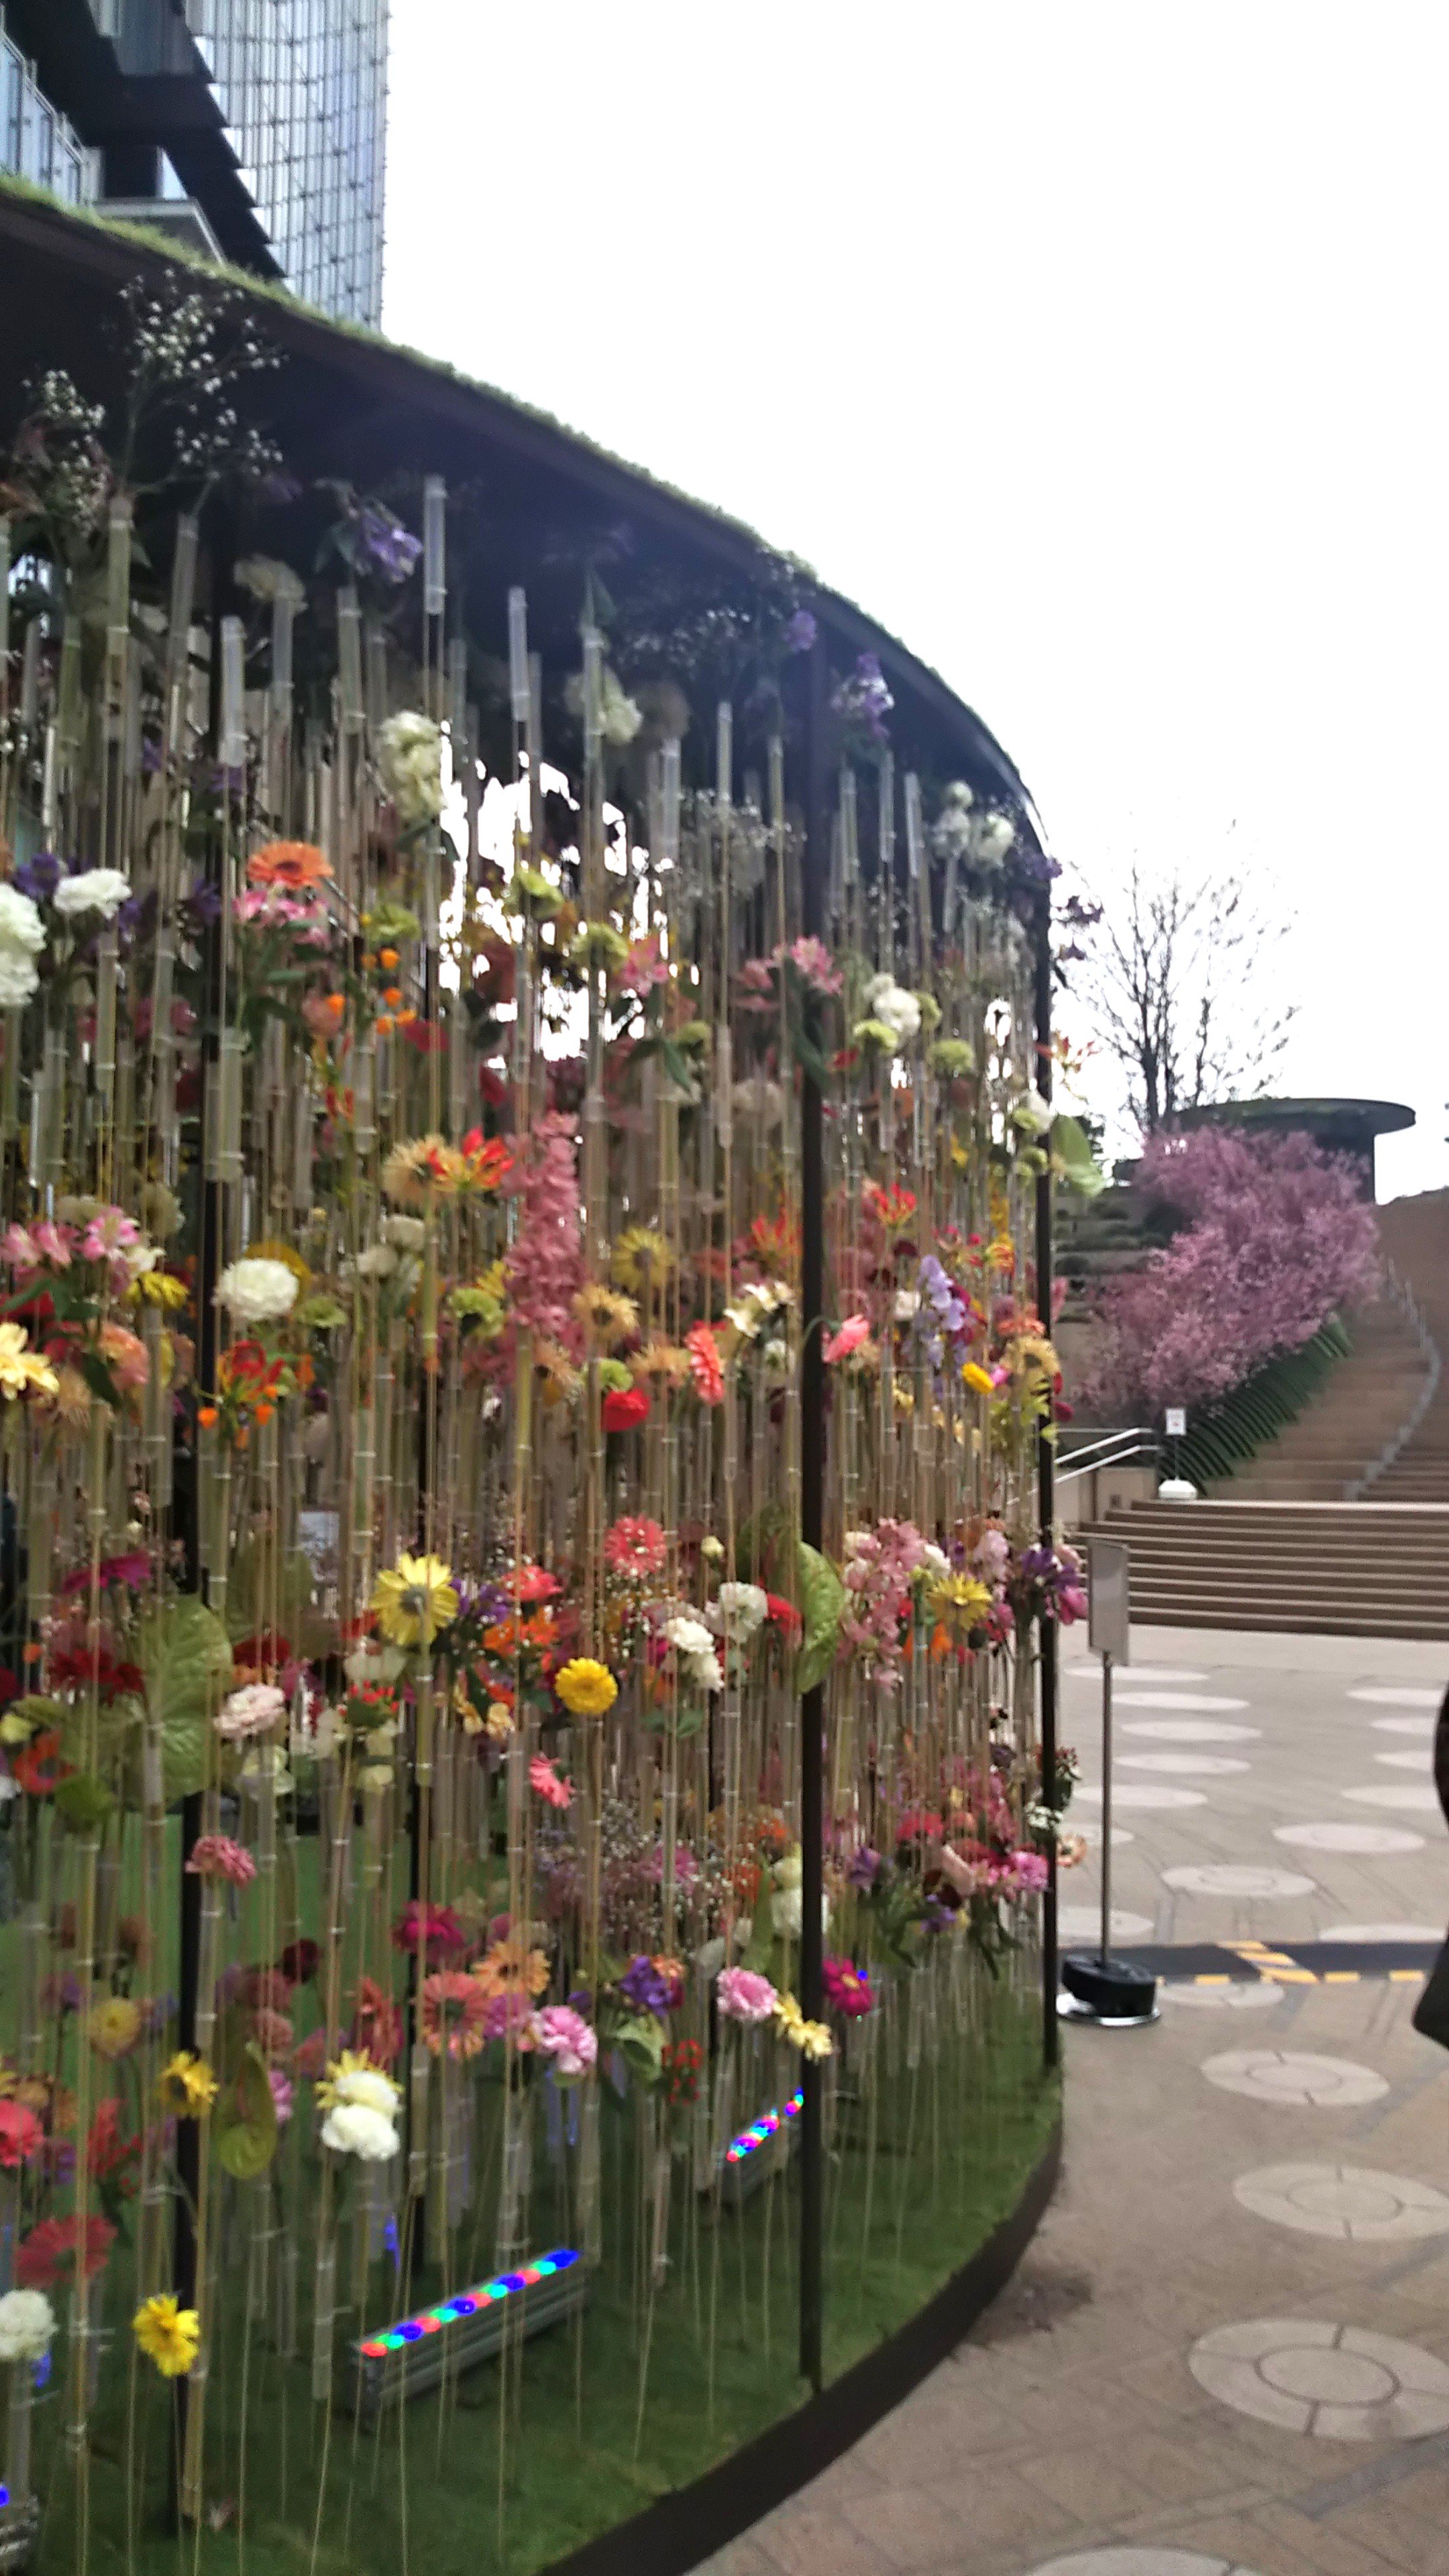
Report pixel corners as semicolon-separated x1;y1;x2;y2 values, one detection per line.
54;868;131;921
355;1242;398;1279
685;1648;724;1694
863;975;921;1044
330;2063;401;2115
972;811;1016;867
0;885;46;955
217;1682;287;1741
215;1256;299;1323
0;2288;56;2361
321;2101;398;2161
663;1615;713;1660
712;1582;767;1640
381;1215;426;1250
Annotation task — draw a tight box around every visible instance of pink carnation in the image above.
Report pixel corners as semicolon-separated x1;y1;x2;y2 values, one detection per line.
186;1834;257;1886
716;1967;777;2025
530;2004;597;2077
604;1515;668;1578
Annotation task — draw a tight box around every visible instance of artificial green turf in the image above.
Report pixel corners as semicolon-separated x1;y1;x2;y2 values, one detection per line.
21;1960;1055;2576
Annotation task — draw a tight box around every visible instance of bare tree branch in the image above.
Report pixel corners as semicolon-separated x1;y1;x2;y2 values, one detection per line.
1077;865;1298;1137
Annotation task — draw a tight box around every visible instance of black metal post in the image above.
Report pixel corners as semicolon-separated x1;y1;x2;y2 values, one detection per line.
1033;897;1059;2071
797;635;828;2392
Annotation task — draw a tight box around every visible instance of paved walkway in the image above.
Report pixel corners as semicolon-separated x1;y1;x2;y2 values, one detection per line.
706;1623;1449;2576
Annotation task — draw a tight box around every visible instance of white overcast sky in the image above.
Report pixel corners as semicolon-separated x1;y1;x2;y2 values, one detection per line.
384;3;1448;1203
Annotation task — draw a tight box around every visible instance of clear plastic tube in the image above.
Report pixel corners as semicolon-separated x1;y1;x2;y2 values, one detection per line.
423;475;446;616
507;587;529;723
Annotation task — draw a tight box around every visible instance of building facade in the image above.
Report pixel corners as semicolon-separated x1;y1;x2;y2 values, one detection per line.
0;0;388;324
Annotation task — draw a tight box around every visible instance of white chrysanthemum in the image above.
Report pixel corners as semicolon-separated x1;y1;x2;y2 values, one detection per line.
343;1642;406;1686
0;949;39;1009
895;1291;922;1322
684;1648;724;1694
215;1256;299;1323
377;711;443;827
929;780;975;865
355;1242;399;1279
863;975;922;1044
761;1338;792;1381
54;868;131;920
0;2288;56;2361
972;810;1016;867
321;2101;398;2161
381;1214;426;1250
0;885;46;955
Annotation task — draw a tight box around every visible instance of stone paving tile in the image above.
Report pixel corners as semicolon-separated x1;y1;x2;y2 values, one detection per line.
694;1628;1449;2576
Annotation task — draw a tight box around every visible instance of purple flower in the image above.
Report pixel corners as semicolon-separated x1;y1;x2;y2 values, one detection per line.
784;608;818;654
182;874;222;930
619;1955;671;2022
13;851;64;903
356;503;422;585
845;1844;881;1891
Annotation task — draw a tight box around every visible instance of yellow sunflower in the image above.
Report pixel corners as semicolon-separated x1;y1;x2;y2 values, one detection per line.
158;2051;217;2118
609;1228;674;1294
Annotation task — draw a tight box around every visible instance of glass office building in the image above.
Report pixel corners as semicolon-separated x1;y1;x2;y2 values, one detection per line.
180;3;389;324
0;1;388;325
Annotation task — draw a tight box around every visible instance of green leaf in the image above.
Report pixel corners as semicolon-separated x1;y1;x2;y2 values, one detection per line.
614;2015;664;2083
137;1595;234;1807
223;1537;316;1647
796;1542;846;1696
76;1348;122;1412
1051;1112;1106;1200
53;1772;117;1833
215;2041;279;2181
740;1868;777;1974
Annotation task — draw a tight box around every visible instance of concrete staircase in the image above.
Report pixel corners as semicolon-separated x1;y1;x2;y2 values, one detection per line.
1206;1295;1430;1500
1072;1498;1449;1639
1074;1192;1449;1637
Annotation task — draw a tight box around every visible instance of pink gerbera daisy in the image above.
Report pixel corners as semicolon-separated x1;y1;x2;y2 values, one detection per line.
604;1515;668;1578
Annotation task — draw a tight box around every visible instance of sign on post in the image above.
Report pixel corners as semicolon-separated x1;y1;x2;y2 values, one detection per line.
1165;1407;1186;1439
1087;1538;1130;1666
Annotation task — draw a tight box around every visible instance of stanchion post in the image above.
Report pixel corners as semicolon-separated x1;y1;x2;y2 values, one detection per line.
798;631;828;2392
1033;895;1059;2070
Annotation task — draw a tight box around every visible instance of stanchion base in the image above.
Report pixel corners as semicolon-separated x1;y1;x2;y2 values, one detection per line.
1059;1950;1159;2025
1057;1990;1161;2029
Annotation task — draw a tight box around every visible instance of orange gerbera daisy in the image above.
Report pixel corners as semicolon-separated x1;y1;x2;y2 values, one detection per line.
247;841;332;892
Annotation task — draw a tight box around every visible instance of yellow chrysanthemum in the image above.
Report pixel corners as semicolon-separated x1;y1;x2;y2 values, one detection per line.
134;2295;199;2378
629;1339;690;1389
0;1324;58;1401
773;1994;834;2061
961;1362;995;1397
88;1997;142;2061
371;1552;458;1647
927;1574;993;1627
131;1270;190;1310
315;2049;402;2113
609;1228;674;1294
158;2051;217;2118
554;1658;618;1719
572;1285;640;1350
382;1135;465;1206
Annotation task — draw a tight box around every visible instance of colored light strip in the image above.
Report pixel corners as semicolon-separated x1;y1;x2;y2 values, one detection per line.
358;2247;580;2359
724;2091;804;2166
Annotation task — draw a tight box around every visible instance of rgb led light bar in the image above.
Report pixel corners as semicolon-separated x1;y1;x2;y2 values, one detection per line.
351;2247;586;2418
724;2092;804;2165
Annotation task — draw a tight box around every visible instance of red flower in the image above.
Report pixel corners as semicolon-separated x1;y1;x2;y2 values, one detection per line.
11;1731;70;1796
509;1563;561;1605
662;2037;703;2106
765;1595;803;1641
391;1902;468;1962
602;1386;649;1433
16;2214;115;2289
685;1322;725;1405
478;1066;509;1108
350;1974;403;2068
278;1937;319;1985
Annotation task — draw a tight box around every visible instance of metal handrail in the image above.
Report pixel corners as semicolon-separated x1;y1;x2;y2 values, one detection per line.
1347;1263;1442;1500
1057;1425;1161;1486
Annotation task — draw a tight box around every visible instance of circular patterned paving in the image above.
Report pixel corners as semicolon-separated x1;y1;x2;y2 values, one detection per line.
1342;1784;1442;1814
1189;2316;1449;2436
1232;2163;1449;2241
1121;1720;1259;1743
1120;1753;1250;1776
1058;1906;1155;1942
1377;1751;1434;1771
1275;1821;1424;1855
1077;1784;1207;1809
1065;1666;1208;1686
1079;1821;1135;1849
1374;1715;1436;1735
1201;2050;1389;2106
1320;1922;1443;1943
1348;1686;1442;1709
1163;1864;1315;1898
1161;1979;1285;2010
1031;2554;1265;2575
1108;1692;1248;1713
